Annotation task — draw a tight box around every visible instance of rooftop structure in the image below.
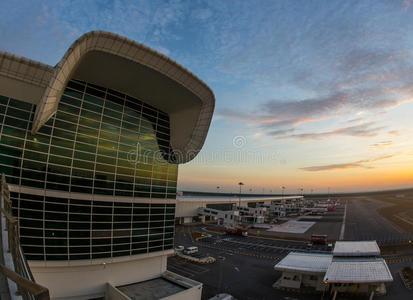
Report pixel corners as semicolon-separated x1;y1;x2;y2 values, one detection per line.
333;241;381;257
324;257;393;284
274;252;333;274
116;271;202;300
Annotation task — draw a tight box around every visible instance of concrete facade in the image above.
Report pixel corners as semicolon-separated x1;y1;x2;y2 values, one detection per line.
274;252;332;292
30;252;170;299
276;272;327;291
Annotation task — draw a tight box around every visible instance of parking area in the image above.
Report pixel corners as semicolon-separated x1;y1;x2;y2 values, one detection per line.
167;256;211;279
197;234;331;257
168;241;321;300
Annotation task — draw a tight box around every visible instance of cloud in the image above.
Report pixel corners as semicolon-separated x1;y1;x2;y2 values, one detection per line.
0;0;188;64
369;141;393;149
275;122;384;141
268;128;295;137
191;8;213;21
2;1;413;148
346;117;364;124
155;45;171;56
211;9;413;143
218;89;413;128
217;87;413;143
217;108;258;123
337;49;395;74
300;155;394;172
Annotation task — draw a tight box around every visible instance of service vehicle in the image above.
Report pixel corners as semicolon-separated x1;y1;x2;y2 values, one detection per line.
183;246;198;255
311;234;328;245
174;245;184;251
225;226;248;237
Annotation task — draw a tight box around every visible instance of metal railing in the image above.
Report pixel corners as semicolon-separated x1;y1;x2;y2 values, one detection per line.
0;174;50;300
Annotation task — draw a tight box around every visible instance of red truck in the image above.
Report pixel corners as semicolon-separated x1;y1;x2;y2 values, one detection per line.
311;234;328;245
225;226;248;237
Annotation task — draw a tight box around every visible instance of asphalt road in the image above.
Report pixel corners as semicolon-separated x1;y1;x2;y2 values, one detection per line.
384;261;413;300
344;197;405;241
198;234;331;255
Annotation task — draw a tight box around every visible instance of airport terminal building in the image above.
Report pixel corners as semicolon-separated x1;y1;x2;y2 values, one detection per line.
0;31;214;299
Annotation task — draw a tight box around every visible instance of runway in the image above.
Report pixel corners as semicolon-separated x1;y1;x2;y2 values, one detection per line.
344;196;405;241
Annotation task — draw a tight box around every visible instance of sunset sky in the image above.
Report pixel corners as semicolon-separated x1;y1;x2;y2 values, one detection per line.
1;0;413;193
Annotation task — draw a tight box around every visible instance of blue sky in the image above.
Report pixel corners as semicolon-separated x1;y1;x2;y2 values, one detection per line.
1;0;413;193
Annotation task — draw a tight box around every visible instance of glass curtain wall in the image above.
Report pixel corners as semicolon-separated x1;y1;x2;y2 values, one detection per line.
0;79;177;260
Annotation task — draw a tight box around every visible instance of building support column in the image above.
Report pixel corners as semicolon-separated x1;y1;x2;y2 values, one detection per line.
332;290;338;300
369;290;374;300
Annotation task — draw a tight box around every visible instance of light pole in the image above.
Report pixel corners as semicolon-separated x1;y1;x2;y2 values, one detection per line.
281;186;285;200
238;182;244;208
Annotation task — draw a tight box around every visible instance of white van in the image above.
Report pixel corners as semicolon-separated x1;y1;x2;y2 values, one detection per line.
174;245;184;252
183;246;198;255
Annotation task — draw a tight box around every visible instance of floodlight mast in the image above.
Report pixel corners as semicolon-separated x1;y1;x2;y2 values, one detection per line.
238;182;244;208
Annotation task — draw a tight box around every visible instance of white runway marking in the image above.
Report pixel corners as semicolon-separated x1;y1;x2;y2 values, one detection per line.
339;200;347;240
167;257;210;279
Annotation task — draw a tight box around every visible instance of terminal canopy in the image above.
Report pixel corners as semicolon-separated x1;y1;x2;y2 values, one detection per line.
324;257;393;283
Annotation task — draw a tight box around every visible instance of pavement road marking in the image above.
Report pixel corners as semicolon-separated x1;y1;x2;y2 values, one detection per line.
167;258;210;277
339;200;347;240
393;214;413;231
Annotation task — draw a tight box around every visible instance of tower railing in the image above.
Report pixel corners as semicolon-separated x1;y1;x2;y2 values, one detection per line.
0;174;50;300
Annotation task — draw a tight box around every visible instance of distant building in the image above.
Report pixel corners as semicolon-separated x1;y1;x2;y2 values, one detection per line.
0;31;214;299
274;241;393;299
175;195;303;224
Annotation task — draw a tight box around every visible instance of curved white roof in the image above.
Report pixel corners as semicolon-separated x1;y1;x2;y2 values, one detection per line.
324;257;393;283
333;241;380;257
0;31;215;163
274;252;333;274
